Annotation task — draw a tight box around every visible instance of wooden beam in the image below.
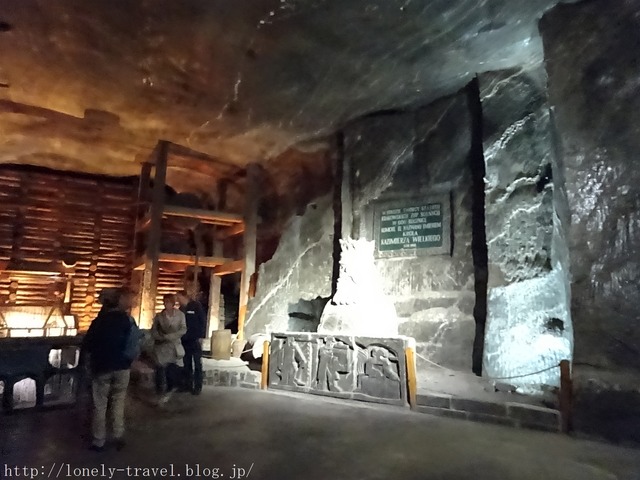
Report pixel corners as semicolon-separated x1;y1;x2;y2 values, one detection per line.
237;163;260;341
166;142;245;179
212;259;244;276
136;215;151;232
132;256;146;271
163;205;243;225
158;253;232;268
1;261;63;276
215;223;245;240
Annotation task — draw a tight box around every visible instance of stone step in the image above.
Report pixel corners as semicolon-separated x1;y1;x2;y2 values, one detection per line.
416;392;561;432
129;359;261;390
239;382;260;390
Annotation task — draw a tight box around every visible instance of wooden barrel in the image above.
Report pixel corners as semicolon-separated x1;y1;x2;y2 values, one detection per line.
210;329;232;360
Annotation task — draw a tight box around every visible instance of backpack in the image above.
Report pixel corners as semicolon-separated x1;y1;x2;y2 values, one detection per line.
123;316;142;362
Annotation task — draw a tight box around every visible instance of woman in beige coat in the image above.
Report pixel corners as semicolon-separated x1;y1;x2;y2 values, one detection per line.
151;294;187;403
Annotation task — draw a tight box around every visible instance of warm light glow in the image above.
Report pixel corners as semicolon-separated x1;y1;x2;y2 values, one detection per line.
9;328;45;338
0;307;77;337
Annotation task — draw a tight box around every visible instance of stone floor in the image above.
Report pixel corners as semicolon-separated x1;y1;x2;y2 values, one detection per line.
2;388;640;480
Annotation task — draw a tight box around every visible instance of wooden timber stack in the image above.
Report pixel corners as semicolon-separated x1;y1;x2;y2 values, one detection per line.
0;165;137;332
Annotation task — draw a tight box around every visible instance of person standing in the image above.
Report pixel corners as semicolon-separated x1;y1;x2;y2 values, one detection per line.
151;294;187;404
177;290;206;395
82;287;136;452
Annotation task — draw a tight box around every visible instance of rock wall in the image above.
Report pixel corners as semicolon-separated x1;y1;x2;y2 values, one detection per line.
479;67;572;393
244;195;334;337
343;92;478;371
541;0;640;443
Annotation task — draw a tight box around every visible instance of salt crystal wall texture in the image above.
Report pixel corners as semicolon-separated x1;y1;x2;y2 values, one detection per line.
479;66;572;393
541;0;640;442
343;92;478;372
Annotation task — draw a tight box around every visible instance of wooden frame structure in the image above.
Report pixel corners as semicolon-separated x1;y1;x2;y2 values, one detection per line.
131;140;259;343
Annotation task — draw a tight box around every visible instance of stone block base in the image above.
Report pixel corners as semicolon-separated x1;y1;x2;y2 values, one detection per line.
416;392;561;432
130;357;261;391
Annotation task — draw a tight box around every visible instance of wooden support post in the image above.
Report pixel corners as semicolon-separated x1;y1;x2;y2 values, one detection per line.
405;346;418;410
206;180;228;338
206;238;223;337
207;275;222;337
134;163;152;248
131;162;152;323
261;340;270;390
559;359;573;434
139;142;168;328
217;179;228;211
237;164;260;341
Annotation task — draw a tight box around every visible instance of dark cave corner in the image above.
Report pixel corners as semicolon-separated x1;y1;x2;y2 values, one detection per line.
287;297;331;332
467;77;489;377
331;131;345;299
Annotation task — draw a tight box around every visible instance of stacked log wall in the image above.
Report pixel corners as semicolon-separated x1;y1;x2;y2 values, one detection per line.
0;166;137;332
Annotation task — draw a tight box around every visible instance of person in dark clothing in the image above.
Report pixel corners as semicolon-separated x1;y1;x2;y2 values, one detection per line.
177;290;206;395
82;287;136;451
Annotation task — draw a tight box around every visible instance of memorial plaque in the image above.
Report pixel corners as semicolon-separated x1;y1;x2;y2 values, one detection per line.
373;194;451;257
378;203;443;251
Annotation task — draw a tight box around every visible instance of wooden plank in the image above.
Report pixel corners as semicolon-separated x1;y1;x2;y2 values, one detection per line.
560;359;572;434
1;263;63;276
133;253;233;270
216;222;245;240
159;253;232;268
405;347;418;410
212;259;244;276
132;256;145;271
136;214;151;232
261;341;270;390
163;205;243;225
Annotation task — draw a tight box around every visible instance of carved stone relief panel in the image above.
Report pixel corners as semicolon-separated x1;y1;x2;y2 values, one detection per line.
269;333;410;406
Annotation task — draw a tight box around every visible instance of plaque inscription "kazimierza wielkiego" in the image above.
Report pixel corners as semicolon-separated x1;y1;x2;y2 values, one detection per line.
378;202;443;251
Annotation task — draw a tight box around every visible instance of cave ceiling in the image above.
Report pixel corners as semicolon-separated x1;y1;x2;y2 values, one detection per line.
0;0;577;180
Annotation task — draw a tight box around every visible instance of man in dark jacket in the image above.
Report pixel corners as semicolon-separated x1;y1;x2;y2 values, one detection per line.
82;287;135;451
177;290;206;395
